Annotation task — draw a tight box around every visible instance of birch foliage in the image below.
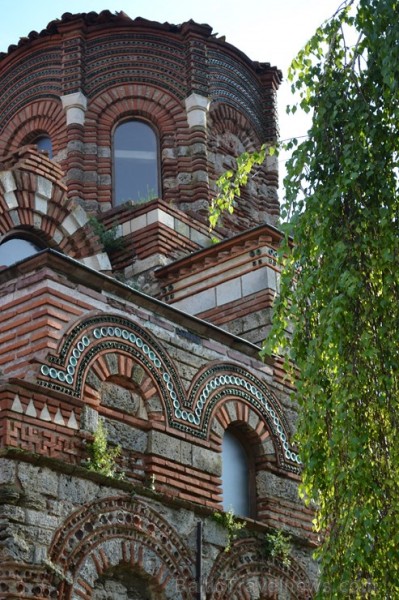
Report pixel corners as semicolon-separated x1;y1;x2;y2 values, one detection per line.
264;1;399;596
213;1;399;596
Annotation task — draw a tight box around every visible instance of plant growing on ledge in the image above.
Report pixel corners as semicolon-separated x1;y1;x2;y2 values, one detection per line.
84;419;124;480
212;509;246;552
88;216;124;253
263;529;292;567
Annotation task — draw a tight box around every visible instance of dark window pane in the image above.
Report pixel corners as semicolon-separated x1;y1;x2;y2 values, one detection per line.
0;238;42;267
113;121;159;205
222;429;250;517
35;136;53;158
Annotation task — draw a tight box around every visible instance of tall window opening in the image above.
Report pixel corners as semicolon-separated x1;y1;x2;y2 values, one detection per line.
113;120;159;205
222;427;254;518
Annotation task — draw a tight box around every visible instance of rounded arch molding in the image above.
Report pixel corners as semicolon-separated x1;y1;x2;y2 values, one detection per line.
207;537;314;600
38;314;300;473
89;83;184;144
208;102;262;152
37;313;186;427
0;98;67;156
47;495;194;600
0;150;109;267
187;363;301;474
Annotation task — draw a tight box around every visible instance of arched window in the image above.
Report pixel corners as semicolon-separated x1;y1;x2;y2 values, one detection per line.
0;235;45;268
34;135;53;158
222;428;253;517
113;120;159;205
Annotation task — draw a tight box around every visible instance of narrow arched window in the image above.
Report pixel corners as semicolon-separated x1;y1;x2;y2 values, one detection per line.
222;428;252;517
0;235;45;268
113;120;159;205
35;135;53;158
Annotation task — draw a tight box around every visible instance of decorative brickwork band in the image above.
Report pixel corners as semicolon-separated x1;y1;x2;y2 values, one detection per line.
207;538;314;599
0;563;57;599
38;313;300;472
48;495;195;600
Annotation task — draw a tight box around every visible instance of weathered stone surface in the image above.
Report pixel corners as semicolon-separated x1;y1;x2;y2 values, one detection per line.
18;463;59;497
148;431;183;462
102;381;143;416
81;405;99;432
192;446;221;476
0;484;22;505
257;470;300;504
0;459;17;484
58;474;99;504
106;419;148;453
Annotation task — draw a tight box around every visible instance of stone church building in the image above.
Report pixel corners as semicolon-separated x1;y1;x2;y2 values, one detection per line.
0;11;316;599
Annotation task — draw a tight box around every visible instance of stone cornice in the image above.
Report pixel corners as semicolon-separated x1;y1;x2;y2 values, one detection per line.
156;223;285;281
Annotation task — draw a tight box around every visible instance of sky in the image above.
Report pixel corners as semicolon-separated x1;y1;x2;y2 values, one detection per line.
0;0;340;183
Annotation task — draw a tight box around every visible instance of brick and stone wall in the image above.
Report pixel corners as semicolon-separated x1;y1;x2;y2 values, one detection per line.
0;11;318;599
0;11;282;278
0;253;316;598
156;225;283;345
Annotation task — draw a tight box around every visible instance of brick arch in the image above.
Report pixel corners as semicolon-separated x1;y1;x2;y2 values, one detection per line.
208;102;262;152
0;99;67;158
48;496;195;600
37;313;186;426
85;84;190;206
207;537;314;600
90;84;182;134
83;350;163;422
207;102;280;231
185;363;300;474
0;147;108;266
211;398;270;452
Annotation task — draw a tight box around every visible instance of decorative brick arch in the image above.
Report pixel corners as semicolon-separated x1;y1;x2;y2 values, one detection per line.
186;363;300;474
0;147;109;267
83;349;163;421
207;102;280;230
38;313;186;428
0;98;67;157
89;84;183;133
207;538;314;600
85;84;198;207
48;496;195;600
208;102;262;152
210;396;270;450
